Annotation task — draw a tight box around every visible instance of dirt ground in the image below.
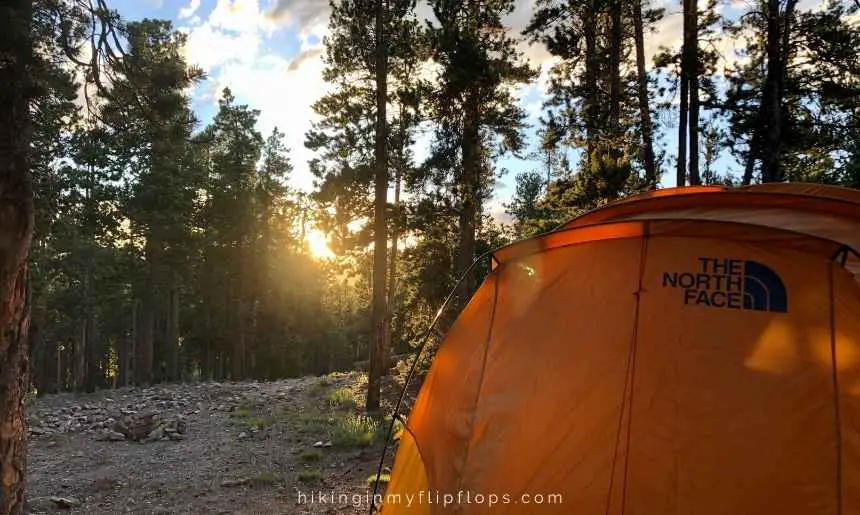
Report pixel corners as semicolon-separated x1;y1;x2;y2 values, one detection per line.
24;373;399;514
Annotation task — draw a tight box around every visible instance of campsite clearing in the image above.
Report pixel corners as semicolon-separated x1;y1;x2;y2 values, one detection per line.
25;373;393;514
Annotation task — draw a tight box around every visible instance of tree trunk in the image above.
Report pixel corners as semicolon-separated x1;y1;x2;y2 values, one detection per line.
456;95;480;311
119;300;136;387
383;157;402;376
687;0;700;185
584;0;599;165
136;259;156;385
166;281;179;382
758;0;796;182
74;321;85;392
231;283;245;380
84;312;100;393
678;0;692;187
0;1;36;512
742;129;760;184
366;0;389;412
633;0;657;187
677;73;688;187
609;0;623;132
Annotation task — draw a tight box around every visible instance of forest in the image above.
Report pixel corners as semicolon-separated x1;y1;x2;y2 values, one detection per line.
1;0;860;509
0;0;860;512
12;0;860;399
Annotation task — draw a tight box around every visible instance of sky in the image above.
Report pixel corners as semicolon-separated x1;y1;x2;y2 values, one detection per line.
109;0;780;222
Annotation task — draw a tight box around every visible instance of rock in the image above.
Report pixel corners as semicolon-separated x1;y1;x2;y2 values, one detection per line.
313;440;333;448
238;432;248;439
49;496;80;509
221;478;249;487
95;430;127;442
167;432;185;441
144;426;164;442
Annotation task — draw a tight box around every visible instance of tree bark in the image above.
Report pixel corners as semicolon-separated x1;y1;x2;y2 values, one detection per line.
678;0;692;187
74;321;85;392
456;94;480;311
677;72;688;187
633;0;658;187
687;0;700;185
584;0;599;165
383;152;402;376
609;0;623;132
0;1;36;512
366;0;389;412
136;256;156;385
759;0;796;182
166;280;179;382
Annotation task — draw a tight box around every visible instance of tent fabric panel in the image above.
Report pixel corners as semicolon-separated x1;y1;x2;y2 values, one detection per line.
380;429;432;514
559;191;860;234
493;219;841;267
630;236;839;514
454;239;644;513
833;264;860;513
597;208;860;273
491;221;645;266
743;182;860;204
400;273;499;498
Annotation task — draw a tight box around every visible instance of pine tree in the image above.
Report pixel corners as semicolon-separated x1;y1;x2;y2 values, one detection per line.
306;0;424;410
428;0;536;311
0;2;36;512
201;88;264;380
725;0;860;184
526;0;652;217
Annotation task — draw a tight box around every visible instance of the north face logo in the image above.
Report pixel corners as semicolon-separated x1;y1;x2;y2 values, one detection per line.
662;258;788;313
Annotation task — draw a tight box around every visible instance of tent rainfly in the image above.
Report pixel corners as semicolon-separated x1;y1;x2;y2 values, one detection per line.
379;183;860;514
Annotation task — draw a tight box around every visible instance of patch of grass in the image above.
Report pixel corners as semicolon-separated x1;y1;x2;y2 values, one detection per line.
250;472;282;486
297;470;322;483
241;416;276;430
300;449;322;461
307;379;331;397
232;399;258;419
367;473;391;486
331;414;381;448
327;387;357;409
296;410;333;435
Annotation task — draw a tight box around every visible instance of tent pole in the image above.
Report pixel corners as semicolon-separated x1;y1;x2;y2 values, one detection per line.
368;249;496;514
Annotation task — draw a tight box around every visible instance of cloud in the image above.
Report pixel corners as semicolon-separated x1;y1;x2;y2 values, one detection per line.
182;22;262;70
210;49;328;191
179;0;202;19
265;0;330;35
287;48;323;71
209;0;278;34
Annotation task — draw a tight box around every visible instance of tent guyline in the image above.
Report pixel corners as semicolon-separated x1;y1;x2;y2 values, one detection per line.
372;183;860;514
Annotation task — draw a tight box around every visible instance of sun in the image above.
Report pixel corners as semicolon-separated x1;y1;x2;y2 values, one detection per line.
305;229;336;260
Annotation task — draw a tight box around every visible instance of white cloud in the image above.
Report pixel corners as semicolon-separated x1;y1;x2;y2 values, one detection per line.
179;0;202;19
265;0;330;34
211;48;328;191
209;0;278;34
183;22;262;70
176;0;331;192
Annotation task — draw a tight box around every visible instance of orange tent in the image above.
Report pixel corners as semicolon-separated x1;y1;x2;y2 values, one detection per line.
379;183;860;514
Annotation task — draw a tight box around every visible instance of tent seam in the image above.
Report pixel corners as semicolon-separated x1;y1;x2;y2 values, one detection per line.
453;269;500;512
604;225;650;515
620;222;649;515
828;263;843;515
563;191;860;230
500;219;849;267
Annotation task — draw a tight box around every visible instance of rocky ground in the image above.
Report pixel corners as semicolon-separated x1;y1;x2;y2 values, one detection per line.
24;372;400;514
